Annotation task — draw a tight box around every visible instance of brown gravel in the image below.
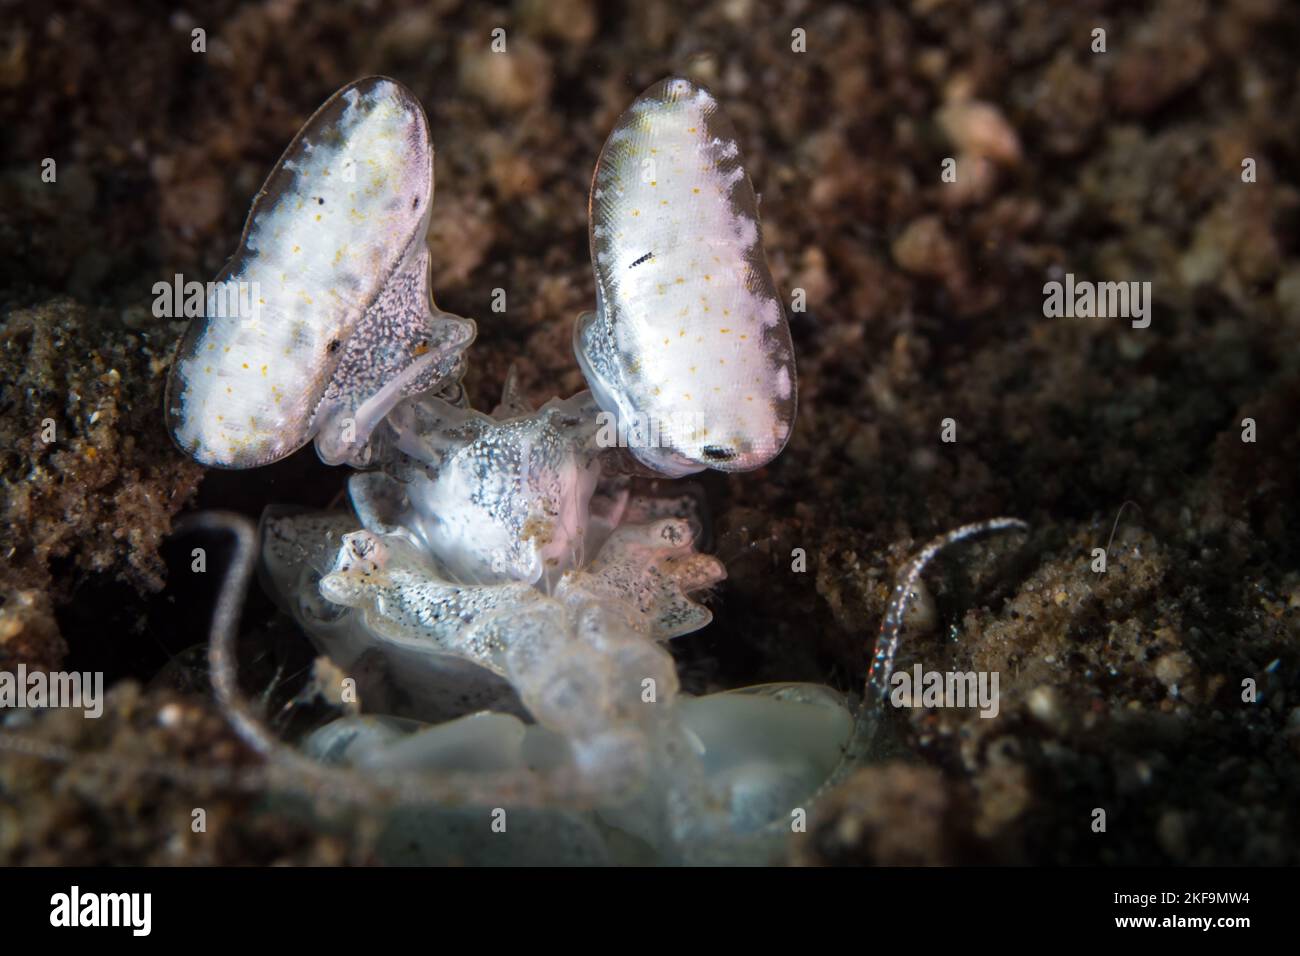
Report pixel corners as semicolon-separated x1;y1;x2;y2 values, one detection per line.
1;0;1298;864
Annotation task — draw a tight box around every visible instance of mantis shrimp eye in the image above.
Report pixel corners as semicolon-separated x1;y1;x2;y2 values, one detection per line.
575;76;797;478
165;76;474;469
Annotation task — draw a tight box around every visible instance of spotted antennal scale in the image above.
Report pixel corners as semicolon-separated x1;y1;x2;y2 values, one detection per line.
576;77;796;478
165;76;475;469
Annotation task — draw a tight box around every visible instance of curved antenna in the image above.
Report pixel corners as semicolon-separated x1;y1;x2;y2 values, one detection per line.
0;510;309;791
178;511;321;772
864;517;1029;713
0;512;655;811
175;511;662;807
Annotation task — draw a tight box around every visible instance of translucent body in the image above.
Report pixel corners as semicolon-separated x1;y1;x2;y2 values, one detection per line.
380;392;606;586
170;76;870;863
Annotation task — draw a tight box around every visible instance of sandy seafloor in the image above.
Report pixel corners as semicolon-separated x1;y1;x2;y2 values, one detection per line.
1;0;1298;864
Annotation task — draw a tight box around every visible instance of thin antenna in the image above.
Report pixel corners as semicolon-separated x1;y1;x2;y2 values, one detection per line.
864;517;1029;712
1104;500;1141;559
0;511;641;811
181;511;321;772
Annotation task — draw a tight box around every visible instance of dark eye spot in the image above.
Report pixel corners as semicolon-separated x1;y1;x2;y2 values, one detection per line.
317;197;325;205
327;339;340;353
702;445;735;462
412;196;420;209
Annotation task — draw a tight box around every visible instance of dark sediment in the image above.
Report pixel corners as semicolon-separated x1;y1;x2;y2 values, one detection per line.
1;0;1297;864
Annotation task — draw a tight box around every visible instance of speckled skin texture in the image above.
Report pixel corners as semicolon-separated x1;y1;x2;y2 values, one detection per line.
579;78;796;477
262;432;730;771
165;77;474;468
276;384;726;661
312;245;475;467
252;368;733;763
320;529;542;672
5;1;1300;866
562;519;726;638
382;391;606;585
